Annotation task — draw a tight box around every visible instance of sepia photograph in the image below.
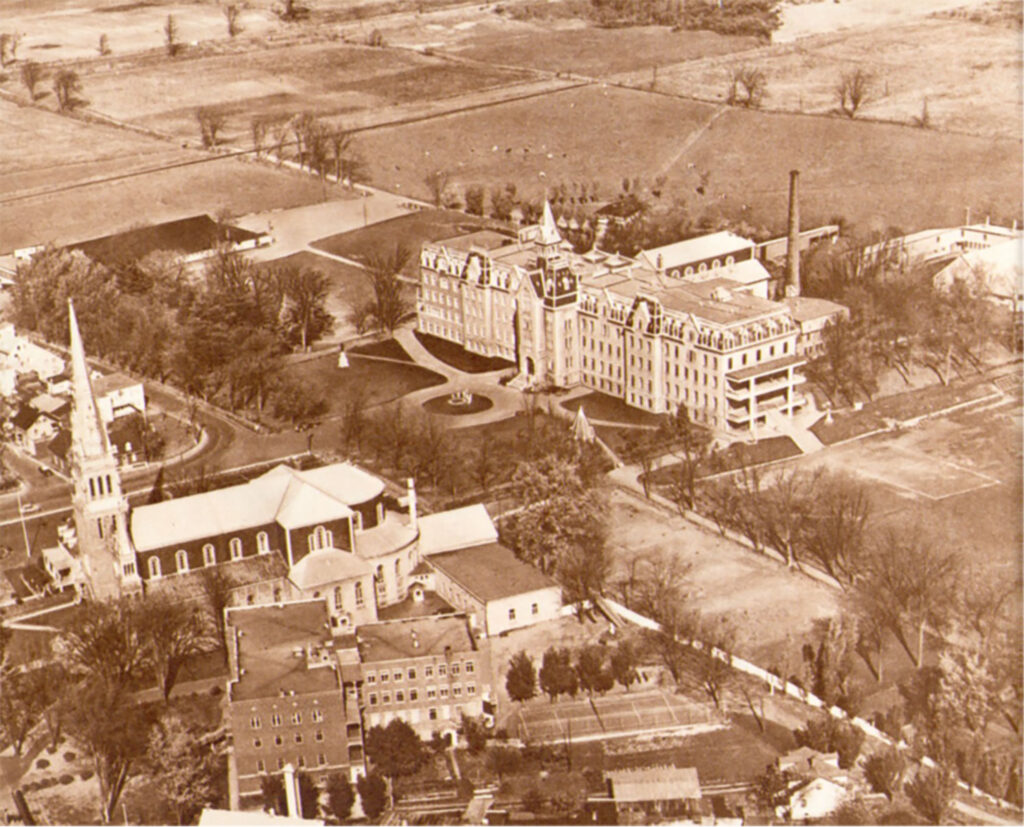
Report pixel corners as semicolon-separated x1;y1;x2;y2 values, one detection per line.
0;0;1020;823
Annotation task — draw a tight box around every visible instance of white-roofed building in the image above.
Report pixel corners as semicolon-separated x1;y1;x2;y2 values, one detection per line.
638;231;756;277
607;765;703;822
417;504;498;556
130;462;418;628
933;236;1023;310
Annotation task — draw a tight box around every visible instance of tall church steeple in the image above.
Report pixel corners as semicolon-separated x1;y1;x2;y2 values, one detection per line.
68;301;140;597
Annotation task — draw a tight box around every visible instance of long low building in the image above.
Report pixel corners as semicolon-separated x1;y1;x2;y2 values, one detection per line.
416;204;845;433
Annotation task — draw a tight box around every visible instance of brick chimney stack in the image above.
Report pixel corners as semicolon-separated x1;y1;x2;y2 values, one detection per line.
785;169;801;298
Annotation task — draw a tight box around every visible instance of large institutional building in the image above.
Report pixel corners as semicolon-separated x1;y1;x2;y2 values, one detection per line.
416;205;844;433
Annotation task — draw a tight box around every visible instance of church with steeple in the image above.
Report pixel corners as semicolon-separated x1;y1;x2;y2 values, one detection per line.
67;301;141;598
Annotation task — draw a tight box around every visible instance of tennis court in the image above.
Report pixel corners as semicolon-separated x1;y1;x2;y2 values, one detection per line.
512;688;718;742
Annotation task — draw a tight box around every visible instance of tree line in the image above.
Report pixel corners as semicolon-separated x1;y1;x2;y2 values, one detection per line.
803;231;1009;404
0;592;221;823
13;246;334;426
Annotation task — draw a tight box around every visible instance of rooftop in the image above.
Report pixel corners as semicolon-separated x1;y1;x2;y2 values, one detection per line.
91;372;143;396
639;231;754;271
68;215;262;268
418;504;498;556
354;511;418;559
288;549;372;591
131;462;383;552
783;296;849;323
608;766;702;802
427;543;558;602
728;353;805;381
435;229;515;253
356;614;475;664
227;602;339;701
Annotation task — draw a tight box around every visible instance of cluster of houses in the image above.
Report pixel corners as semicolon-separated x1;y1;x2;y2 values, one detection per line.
0;322;149;473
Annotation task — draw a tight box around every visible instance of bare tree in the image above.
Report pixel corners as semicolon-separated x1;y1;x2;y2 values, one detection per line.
98;33;111;56
802;471;871;586
836;68;874;118
19;60;44;101
138;596;211;701
270;118;290;165
281;265;333;351
198;567;236;656
755;466;819;569
424;168;450;207
729;65;766;108
251;116;267;158
164;14;180;57
274;0;311;21
224;3;243;37
853;527;961;668
196;107;227;148
53;69;84;112
0;32;22;68
365;244;412;333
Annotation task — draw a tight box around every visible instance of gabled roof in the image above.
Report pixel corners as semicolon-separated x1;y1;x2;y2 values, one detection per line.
608;766;701;802
418;504;498;556
639;231;754;271
131;462;381;552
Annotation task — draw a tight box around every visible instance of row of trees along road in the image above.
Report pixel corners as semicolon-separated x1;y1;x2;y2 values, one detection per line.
691;460;1022;805
0;592;225;824
13;245;334;425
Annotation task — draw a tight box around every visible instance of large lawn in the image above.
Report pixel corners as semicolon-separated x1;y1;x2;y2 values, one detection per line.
443;19;759;77
0;100;334;253
283;352;446;416
676;105;1023;233
352;84;718;208
310;209;501;272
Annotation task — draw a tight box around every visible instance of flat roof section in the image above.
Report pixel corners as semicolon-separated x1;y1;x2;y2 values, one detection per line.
356;614;475;664
228;602;339;701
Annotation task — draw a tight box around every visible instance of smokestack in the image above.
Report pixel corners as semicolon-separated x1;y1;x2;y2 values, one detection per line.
785;169;801;298
407;478;417;532
282;763;300;818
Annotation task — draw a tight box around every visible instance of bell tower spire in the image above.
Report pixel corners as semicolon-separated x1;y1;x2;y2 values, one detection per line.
68;301;140;597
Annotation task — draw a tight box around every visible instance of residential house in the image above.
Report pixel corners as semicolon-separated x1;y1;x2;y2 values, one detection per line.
91;372;146;425
8;405;59;454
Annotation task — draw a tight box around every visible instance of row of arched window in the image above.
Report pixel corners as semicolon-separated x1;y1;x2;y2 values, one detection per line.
147;531;272;578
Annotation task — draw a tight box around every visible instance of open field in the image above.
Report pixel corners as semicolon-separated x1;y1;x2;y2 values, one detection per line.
0;99;339;253
351;84;718;205
795;389;1023;576
351;83;1022;233
412;16;758;76
629;15;1022;140
606;489;838;664
0;0;280;62
35;42;531;141
311;209;499;271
